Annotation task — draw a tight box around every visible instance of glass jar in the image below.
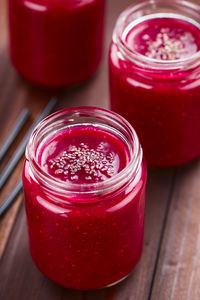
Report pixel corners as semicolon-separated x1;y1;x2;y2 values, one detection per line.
8;0;105;87
22;107;146;290
109;0;200;167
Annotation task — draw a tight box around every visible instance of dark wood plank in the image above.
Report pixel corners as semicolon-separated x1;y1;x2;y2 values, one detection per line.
151;160;200;300
0;194;22;259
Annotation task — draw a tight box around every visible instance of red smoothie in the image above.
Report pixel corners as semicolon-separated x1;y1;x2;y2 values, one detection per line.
109;1;200;167
125;17;200;60
23;107;146;289
8;0;105;87
40;126;128;184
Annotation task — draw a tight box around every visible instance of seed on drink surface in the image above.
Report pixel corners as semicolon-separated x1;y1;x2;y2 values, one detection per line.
48;143;116;182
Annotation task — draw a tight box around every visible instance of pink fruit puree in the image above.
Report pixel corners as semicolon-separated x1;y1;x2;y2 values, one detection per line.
126;17;200;60
23;122;146;289
39;126;128;184
8;0;105;87
109;14;200;166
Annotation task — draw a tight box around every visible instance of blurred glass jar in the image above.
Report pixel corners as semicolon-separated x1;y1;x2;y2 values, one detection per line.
8;0;105;87
109;0;200;167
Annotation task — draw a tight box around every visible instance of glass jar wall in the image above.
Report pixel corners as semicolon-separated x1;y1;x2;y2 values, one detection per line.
8;0;105;87
22;107;147;290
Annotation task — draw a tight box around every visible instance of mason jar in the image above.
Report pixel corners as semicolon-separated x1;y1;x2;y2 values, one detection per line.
8;0;105;87
109;0;200;167
22;107;147;290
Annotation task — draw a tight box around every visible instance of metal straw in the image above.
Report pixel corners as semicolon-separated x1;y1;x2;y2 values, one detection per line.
0;109;30;161
0;180;23;217
0;97;57;190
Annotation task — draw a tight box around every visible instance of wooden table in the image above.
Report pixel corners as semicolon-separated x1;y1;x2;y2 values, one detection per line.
1;0;200;299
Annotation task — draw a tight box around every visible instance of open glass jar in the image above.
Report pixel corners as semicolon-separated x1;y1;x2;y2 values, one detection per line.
109;0;200;167
23;107;147;290
8;0;105;87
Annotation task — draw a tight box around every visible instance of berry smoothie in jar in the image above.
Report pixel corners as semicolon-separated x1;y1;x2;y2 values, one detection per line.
109;0;200;167
8;0;105;87
23;107;147;290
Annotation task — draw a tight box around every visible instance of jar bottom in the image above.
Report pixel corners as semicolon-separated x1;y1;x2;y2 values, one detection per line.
105;274;130;288
11;53;101;88
30;249;141;291
29;239;143;290
44;270;131;290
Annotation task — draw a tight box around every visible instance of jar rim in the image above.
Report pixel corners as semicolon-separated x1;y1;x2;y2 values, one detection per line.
26;106;143;198
113;0;200;71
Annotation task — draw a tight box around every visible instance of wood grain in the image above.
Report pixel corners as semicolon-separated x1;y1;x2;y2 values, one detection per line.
150;160;200;300
0;194;22;259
